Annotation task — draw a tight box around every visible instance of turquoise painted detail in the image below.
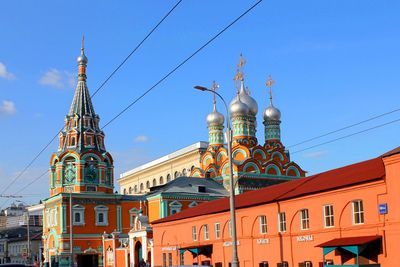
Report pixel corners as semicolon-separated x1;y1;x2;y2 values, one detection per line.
216;151;227;162
265;164;281;175
252;149;266;159
160;199;168;218
242;162;260;173
271;151;284;161
286;166;300;177
264;120;281;141
117;206;122;232
232;148;247;159
208;125;224;145
61;205;67;233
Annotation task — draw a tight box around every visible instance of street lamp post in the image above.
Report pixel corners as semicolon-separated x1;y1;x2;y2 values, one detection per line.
194;84;240;267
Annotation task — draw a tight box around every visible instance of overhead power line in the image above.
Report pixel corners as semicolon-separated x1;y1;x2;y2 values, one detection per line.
287;108;400;148
0;1;183;206
2;0;263;203
102;0;264;129
292;117;400;154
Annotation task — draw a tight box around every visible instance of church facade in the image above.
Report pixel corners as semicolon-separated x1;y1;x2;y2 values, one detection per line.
191;56;305;193
42;41;142;267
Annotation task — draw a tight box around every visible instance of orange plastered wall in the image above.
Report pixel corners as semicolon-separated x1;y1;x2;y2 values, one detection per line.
152;161;400;267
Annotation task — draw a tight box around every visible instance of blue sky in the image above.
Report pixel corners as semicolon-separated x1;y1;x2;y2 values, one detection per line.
0;1;399;205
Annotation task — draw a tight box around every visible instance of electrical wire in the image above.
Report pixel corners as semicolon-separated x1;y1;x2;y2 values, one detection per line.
287;108;400;148
0;1;183;206
102;0;263;129
292;118;400;154
1;0;263;205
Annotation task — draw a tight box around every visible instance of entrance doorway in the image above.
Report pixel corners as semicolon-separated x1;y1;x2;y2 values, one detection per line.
76;254;98;267
134;241;143;267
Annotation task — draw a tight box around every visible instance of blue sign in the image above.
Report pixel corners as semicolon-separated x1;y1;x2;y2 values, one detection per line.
379;203;388;214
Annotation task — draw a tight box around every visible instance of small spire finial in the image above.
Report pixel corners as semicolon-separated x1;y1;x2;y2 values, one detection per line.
211;81;219;106
266;75;275;105
81;34;85;52
233;54;246;82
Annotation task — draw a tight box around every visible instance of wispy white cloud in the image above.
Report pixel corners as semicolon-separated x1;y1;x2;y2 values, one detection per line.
303;150;328;159
0;100;16;116
134;135;149;143
39;69;75;88
0;62;16;80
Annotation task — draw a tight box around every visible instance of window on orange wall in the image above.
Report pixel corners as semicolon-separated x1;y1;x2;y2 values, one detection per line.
352;200;364;225
278;212;286;232
204;224;209;240
214;223;221;239
300;209;310;230
259;215;267;234
323;205;334;228
162;253;166;267
95;206;109;226
179;252;184;265
192;226;197;241
168;253;172;266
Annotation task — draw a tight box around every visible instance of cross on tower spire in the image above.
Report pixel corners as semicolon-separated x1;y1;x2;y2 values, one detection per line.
266;75;275;105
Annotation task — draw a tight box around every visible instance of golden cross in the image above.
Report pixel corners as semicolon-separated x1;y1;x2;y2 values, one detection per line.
237;54;246;69
211;81;219;104
266;75;275;103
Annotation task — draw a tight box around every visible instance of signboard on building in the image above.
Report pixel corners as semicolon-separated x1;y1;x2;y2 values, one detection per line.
296;235;313;242
379;203;388;214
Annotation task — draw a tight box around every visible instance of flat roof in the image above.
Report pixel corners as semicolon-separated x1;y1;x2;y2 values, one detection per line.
119;141;208;179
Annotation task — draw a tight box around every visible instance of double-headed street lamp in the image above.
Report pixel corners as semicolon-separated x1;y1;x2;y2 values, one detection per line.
194;83;240;267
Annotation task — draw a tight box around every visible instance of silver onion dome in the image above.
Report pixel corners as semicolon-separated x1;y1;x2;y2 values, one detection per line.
230;94;249;116
263;105;281;121
207;105;224;125
238;84;258;116
77;49;88;65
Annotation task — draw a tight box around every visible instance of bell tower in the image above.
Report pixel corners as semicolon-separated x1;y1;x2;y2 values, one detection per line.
49;37;114;196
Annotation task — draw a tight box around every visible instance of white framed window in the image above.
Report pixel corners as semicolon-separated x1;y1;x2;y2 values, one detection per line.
129;208;140;227
352;200;364;225
169;201;182;215
324;204;334;228
278;212;286;232
204;224;209;240
72;205;85;225
95;205;109;226
259;215;267;234
192;226;197;241
300;209;310;230
214;223;221;239
48;208;57;227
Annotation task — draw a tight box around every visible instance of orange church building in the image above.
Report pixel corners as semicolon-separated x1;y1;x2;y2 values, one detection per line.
152;147;400;267
42;41;143;267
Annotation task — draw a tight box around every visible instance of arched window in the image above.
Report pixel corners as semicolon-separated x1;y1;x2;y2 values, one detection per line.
84;156;98;183
72;205;85;225
166;174;171;183
159;176;164;184
140;183;144;191
146;181;150;189
134;185;138;193
152;178;157;187
182;169;187;176
123;188;127;195
63;157;76;184
174;171;179;179
95;205;109;226
129;187;132;194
